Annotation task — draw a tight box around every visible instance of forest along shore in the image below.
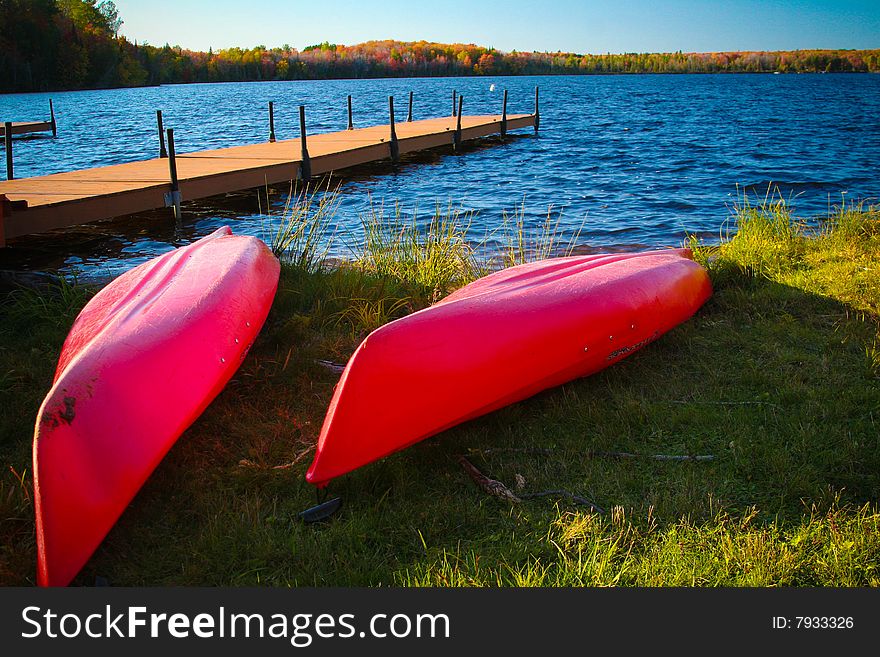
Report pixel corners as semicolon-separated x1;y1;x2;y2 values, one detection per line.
2;0;879;93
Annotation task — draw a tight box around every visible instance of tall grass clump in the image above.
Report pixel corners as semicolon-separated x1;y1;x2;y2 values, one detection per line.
694;190;879;316
267;179;339;272
356;200;484;304
691;188;879;378
496;199;583;268
824;199;879;240
709;186;804;279
1;276;93;333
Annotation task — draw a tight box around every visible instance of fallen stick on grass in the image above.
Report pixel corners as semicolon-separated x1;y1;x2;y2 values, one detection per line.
237;445;316;470
471;447;715;461
596;451;715;462
457;456;521;503
316;359;347;374
668;400;778;407
469;447;554;456
272;446;317;470
457;456;604;512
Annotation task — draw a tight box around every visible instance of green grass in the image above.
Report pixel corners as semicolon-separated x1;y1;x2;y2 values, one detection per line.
355;199;485;305
0;194;878;587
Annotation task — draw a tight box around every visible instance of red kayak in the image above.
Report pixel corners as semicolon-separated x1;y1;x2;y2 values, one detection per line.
33;227;280;586
306;249;711;487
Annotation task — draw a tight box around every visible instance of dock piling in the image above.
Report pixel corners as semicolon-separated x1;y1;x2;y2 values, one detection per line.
268;101;276;143
0;194;5;248
407;91;413;122
299;105;311;182
454;96;463;152
534;86;540;133
49;99;57;138
4;123;13;180
165;128;182;220
501;89;508;138
347;95;353;130
452;90;457;117
389;96;400;164
157;111;168;159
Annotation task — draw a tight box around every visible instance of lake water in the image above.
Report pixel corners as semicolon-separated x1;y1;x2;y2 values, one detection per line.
1;74;878;280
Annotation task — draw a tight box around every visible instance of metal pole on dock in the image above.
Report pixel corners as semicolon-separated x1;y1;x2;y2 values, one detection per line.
534;86;540;133
165;128;182;220
4;122;13;180
407;91;413;122
453;96;463;152
299;105;311;182
49;99;57;137
501;89;508;138
157;110;168;158
389;96;400;164
347;95;353;130
268;101;276;142
452;90;457;117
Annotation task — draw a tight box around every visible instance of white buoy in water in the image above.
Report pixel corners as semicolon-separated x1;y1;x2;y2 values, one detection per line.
489;83;496;91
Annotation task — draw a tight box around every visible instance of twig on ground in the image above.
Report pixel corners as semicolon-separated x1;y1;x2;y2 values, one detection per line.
316;359;346;374
272;445;317;469
469;447;715;461
457;456;521;503
668;400;779;407
457;457;604;512
468;447;554;456
595;451;715;462
238;445;316;470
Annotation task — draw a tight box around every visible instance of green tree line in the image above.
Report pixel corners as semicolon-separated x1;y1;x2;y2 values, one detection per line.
2;0;878;93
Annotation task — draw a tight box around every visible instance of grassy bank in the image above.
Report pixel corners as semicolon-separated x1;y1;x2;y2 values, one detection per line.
0;194;878;586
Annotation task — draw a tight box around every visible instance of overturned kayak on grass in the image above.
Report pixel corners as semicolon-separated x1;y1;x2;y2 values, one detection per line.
306;248;712;488
33;227;280;586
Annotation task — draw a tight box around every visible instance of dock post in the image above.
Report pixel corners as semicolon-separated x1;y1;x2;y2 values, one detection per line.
501;89;508;138
4;122;13;181
389;96;400;164
268;101;276;142
452;90;457;117
407;91;413;122
49;99;57;137
299;105;311;182
165;128;182;220
347;95;353;130
0;194;6;248
157;110;168;158
453;96;463;152
534;86;540;133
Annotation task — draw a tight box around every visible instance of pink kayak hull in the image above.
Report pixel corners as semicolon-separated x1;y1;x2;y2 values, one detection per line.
306;249;712;487
33;227;280;586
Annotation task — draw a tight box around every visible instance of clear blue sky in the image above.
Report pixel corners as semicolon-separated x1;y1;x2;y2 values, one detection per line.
113;0;880;53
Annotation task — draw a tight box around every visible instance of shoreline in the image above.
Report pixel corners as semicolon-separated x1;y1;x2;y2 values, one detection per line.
4;69;879;97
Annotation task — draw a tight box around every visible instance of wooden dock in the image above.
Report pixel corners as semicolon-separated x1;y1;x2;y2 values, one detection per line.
2;99;57;139
0;120;56;138
0;95;536;247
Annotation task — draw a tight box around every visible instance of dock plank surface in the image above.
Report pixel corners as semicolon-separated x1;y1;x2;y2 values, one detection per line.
0;113;534;246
